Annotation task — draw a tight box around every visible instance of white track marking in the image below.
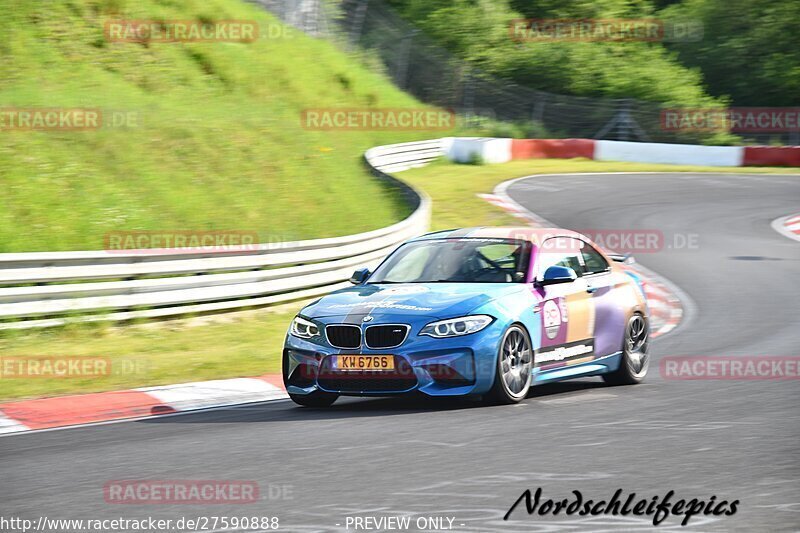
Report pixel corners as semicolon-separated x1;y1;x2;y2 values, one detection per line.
137;377;288;411
0;411;29;434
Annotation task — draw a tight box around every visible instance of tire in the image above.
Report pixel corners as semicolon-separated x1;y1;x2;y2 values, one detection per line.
488;324;533;404
603;313;650;385
289;391;338;407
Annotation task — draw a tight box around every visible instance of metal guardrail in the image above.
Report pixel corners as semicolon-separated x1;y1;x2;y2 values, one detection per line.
0;139;441;330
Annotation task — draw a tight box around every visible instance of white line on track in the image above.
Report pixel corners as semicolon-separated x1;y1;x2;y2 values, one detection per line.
540;392;617;404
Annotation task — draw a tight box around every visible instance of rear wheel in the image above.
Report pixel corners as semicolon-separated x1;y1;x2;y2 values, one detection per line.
288;391;338;407
603;313;649;385
488;324;533;404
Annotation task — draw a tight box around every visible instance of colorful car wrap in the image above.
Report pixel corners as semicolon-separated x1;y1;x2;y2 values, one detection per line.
283;227;648;397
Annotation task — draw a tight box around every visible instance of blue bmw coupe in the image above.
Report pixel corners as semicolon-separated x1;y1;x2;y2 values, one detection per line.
283;227;650;406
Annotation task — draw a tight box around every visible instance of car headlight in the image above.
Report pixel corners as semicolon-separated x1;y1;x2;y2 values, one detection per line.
419;315;493;338
290;315;321;339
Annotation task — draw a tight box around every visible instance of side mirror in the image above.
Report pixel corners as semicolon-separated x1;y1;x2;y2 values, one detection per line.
539;265;577;286
349;268;371;285
608;252;636;265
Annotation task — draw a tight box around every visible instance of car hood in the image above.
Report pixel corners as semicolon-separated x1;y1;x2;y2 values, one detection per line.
301;283;523;321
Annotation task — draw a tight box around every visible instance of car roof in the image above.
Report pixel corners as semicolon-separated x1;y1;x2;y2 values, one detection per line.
410;226;586;247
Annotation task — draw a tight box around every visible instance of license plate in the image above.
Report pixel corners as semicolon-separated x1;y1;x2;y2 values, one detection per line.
333;355;395;371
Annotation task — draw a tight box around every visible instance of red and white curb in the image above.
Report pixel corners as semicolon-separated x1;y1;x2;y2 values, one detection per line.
0;374;288;435
771;213;800;242
640;277;683;337
478;193;539;225
448;137;800;167
483;174;689;339
0;412;29;434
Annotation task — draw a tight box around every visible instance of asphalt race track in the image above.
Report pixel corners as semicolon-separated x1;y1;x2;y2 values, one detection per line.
2;173;799;532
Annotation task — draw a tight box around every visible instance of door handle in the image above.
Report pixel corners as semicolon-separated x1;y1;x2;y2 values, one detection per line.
586;286;598;294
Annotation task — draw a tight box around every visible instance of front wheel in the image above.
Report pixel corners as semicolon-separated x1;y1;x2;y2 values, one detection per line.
288;391;338;407
603;313;649;385
488;324;533;404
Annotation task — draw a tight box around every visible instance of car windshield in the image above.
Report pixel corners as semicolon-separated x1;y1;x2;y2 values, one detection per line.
368;238;531;284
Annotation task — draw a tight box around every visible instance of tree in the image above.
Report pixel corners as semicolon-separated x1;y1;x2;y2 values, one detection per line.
661;0;800;106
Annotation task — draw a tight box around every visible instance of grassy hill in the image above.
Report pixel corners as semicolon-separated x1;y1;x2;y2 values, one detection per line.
0;0;445;252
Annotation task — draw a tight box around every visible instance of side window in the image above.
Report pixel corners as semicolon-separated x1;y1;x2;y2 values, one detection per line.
581;243;609;275
538;237;584;279
475;241;531;282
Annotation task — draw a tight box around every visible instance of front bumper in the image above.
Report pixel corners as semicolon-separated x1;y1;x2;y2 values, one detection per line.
282;318;505;397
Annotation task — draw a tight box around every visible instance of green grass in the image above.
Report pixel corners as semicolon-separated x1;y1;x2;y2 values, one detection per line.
2;158;798;402
0;308;295;400
0;0;450;252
